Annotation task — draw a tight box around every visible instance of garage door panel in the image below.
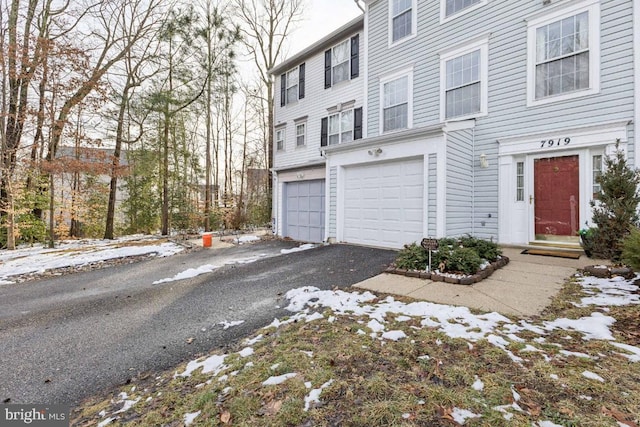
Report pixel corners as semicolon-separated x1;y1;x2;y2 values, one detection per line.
343;159;424;249
285;180;325;243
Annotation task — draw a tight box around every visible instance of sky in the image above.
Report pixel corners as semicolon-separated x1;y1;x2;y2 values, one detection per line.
289;0;363;58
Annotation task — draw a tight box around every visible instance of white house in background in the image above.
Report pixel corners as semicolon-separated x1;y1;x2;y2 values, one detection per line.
272;0;639;250
270;16;364;242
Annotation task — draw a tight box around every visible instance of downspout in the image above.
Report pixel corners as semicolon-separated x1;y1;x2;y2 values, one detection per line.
471;126;476;237
272;170;278;235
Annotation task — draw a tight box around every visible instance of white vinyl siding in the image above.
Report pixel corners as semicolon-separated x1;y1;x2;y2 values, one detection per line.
527;0;600;106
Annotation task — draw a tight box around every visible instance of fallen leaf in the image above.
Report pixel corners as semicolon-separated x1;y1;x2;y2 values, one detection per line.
186;337;194;344
602;406;639;427
263;400;282;416
220;411;231;424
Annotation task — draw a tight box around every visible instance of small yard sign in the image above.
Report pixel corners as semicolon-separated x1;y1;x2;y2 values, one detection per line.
421;238;438;251
421;238;438;272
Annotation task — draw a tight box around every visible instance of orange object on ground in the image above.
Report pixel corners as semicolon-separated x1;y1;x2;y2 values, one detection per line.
202;233;212;248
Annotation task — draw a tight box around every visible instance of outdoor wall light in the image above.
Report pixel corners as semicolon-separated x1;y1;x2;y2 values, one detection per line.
367;148;383;156
479;153;489;169
296;172;305;179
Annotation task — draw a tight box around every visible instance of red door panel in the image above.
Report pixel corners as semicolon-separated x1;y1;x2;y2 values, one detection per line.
534;156;579;237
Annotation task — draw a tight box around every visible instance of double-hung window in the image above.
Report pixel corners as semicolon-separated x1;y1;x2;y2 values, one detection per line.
275;128;285;151
296;123;306;147
280;63;305;106
324;35;360;88
383;77;408;131
440;36;488;121
527;0;600;105
389;0;416;44
321;107;363;146
331;40;350;85
286;68;299;105
328;110;354;145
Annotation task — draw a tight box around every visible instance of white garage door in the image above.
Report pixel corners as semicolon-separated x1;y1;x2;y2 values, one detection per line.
284;180;325;243
343;158;423;249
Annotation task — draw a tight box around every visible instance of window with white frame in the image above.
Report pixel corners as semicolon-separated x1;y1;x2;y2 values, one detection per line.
328;110;353;145
286;67;299;105
440;36;488;121
592;154;602;198
295;123;306;147
445;0;483;18
276;128;285;151
527;0;600;105
390;0;415;43
381;69;412;133
516;161;525;202
331;40;350;85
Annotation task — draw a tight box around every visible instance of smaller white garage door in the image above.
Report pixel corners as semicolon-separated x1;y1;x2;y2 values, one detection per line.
284;180;325;242
343;158;424;249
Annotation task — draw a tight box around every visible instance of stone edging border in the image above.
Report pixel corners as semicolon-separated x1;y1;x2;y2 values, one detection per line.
385;256;510;285
582;265;636;280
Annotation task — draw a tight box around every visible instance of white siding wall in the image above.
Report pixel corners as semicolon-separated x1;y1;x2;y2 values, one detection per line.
273;31;365;170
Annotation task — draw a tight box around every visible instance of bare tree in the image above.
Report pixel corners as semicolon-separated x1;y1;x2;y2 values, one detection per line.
234;0;305;217
104;16;162;240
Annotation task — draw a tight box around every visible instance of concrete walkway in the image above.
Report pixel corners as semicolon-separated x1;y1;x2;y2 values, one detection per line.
353;247;607;317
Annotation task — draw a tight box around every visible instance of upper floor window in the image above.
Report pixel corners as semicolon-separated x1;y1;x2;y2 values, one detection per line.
296;123;306;147
527;0;600;106
276;128;285;151
321;107;363;146
280;63;305;106
389;0;416;45
440;36;488;121
380;68;413;133
324;35;360;89
444;0;485;19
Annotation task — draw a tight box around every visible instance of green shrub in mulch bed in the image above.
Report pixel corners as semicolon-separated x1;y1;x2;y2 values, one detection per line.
389;235;507;284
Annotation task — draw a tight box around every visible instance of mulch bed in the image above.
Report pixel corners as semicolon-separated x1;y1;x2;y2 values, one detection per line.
385;256;510;285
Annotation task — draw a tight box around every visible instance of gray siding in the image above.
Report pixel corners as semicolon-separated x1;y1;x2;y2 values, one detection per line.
366;0;635;240
445;129;474;237
329;166;337;238
428;153;437;236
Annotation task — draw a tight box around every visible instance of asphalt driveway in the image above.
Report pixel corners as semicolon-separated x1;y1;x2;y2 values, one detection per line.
0;241;396;406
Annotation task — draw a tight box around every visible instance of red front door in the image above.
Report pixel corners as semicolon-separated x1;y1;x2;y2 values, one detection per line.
534;156;580;238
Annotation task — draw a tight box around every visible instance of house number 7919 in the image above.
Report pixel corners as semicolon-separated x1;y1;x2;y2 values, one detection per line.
540;137;571;148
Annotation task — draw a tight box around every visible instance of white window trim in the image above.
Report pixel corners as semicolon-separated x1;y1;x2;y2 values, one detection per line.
275;128;285;151
439;35;489;122
526;0;600;107
388;0;417;48
440;0;487;24
295;123;306;147
379;66;414;134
